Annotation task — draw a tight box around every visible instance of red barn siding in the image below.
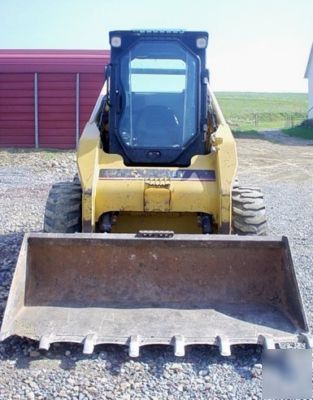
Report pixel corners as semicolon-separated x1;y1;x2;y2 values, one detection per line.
79;73;104;132
0;50;110;148
0;73;35;147
38;73;76;149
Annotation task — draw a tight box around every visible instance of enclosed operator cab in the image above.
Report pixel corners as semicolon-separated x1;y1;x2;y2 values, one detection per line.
101;30;210;166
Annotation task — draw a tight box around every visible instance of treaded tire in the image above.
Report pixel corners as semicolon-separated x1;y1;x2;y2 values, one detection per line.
44;181;82;233
232;186;267;235
73;173;80;183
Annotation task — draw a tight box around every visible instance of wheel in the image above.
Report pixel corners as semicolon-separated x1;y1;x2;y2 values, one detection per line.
232;186;267;235
44;180;82;233
232;177;239;189
73;173;80;183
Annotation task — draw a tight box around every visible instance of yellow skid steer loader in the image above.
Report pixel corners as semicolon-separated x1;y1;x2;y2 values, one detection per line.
1;30;311;356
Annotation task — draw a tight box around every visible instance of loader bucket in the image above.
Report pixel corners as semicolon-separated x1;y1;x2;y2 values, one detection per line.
0;233;310;356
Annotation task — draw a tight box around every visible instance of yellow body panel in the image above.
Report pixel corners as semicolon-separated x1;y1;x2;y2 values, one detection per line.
95;152;218;216
144;187;171;212
77;84;237;233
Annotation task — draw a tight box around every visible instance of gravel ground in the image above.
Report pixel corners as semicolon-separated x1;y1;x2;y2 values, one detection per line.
0;132;312;400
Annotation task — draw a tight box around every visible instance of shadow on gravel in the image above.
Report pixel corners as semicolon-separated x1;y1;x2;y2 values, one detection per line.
0;337;261;381
0;232;24;320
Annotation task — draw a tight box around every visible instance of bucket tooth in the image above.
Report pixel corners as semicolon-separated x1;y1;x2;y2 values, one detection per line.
0;332;8;342
258;334;275;350
173;335;185;357
83;334;97;355
299;333;313;349
129;335;141;358
39;335;52;351
217;336;231;356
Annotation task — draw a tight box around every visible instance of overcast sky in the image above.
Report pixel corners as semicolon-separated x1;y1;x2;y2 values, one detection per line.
0;0;312;92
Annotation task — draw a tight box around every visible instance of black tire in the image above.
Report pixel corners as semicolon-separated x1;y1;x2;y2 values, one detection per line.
232;186;267;235
44;181;82;233
73;173;80;183
232;177;239;189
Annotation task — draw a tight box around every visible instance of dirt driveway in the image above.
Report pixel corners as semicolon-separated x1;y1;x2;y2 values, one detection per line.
236;131;313;184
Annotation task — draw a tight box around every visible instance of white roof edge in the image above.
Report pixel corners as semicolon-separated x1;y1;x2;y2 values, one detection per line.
304;43;313;78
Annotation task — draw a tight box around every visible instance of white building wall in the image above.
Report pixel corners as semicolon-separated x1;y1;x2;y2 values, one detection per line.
309;71;313;119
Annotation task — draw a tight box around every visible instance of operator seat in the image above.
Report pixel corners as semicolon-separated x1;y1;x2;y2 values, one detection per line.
134;105;181;147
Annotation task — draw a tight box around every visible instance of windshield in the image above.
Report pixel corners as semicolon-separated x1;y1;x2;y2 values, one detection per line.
119;41;198;149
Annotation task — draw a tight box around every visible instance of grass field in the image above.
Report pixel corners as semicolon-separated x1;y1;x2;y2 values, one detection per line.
215;92;308;131
282;126;313;139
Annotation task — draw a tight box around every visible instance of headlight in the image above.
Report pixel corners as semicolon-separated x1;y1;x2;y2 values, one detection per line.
111;36;122;48
196;37;207;49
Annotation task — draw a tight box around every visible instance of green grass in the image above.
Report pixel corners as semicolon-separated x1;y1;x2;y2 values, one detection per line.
215;92;308;131
282;126;313;140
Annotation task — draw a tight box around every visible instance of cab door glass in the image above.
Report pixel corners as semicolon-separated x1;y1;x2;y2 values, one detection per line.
119;41;198;149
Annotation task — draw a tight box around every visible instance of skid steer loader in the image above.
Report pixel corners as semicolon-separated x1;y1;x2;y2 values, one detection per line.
1;30;311;357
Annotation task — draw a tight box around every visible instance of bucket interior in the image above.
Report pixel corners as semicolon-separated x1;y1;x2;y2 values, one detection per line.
1;234;307;345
